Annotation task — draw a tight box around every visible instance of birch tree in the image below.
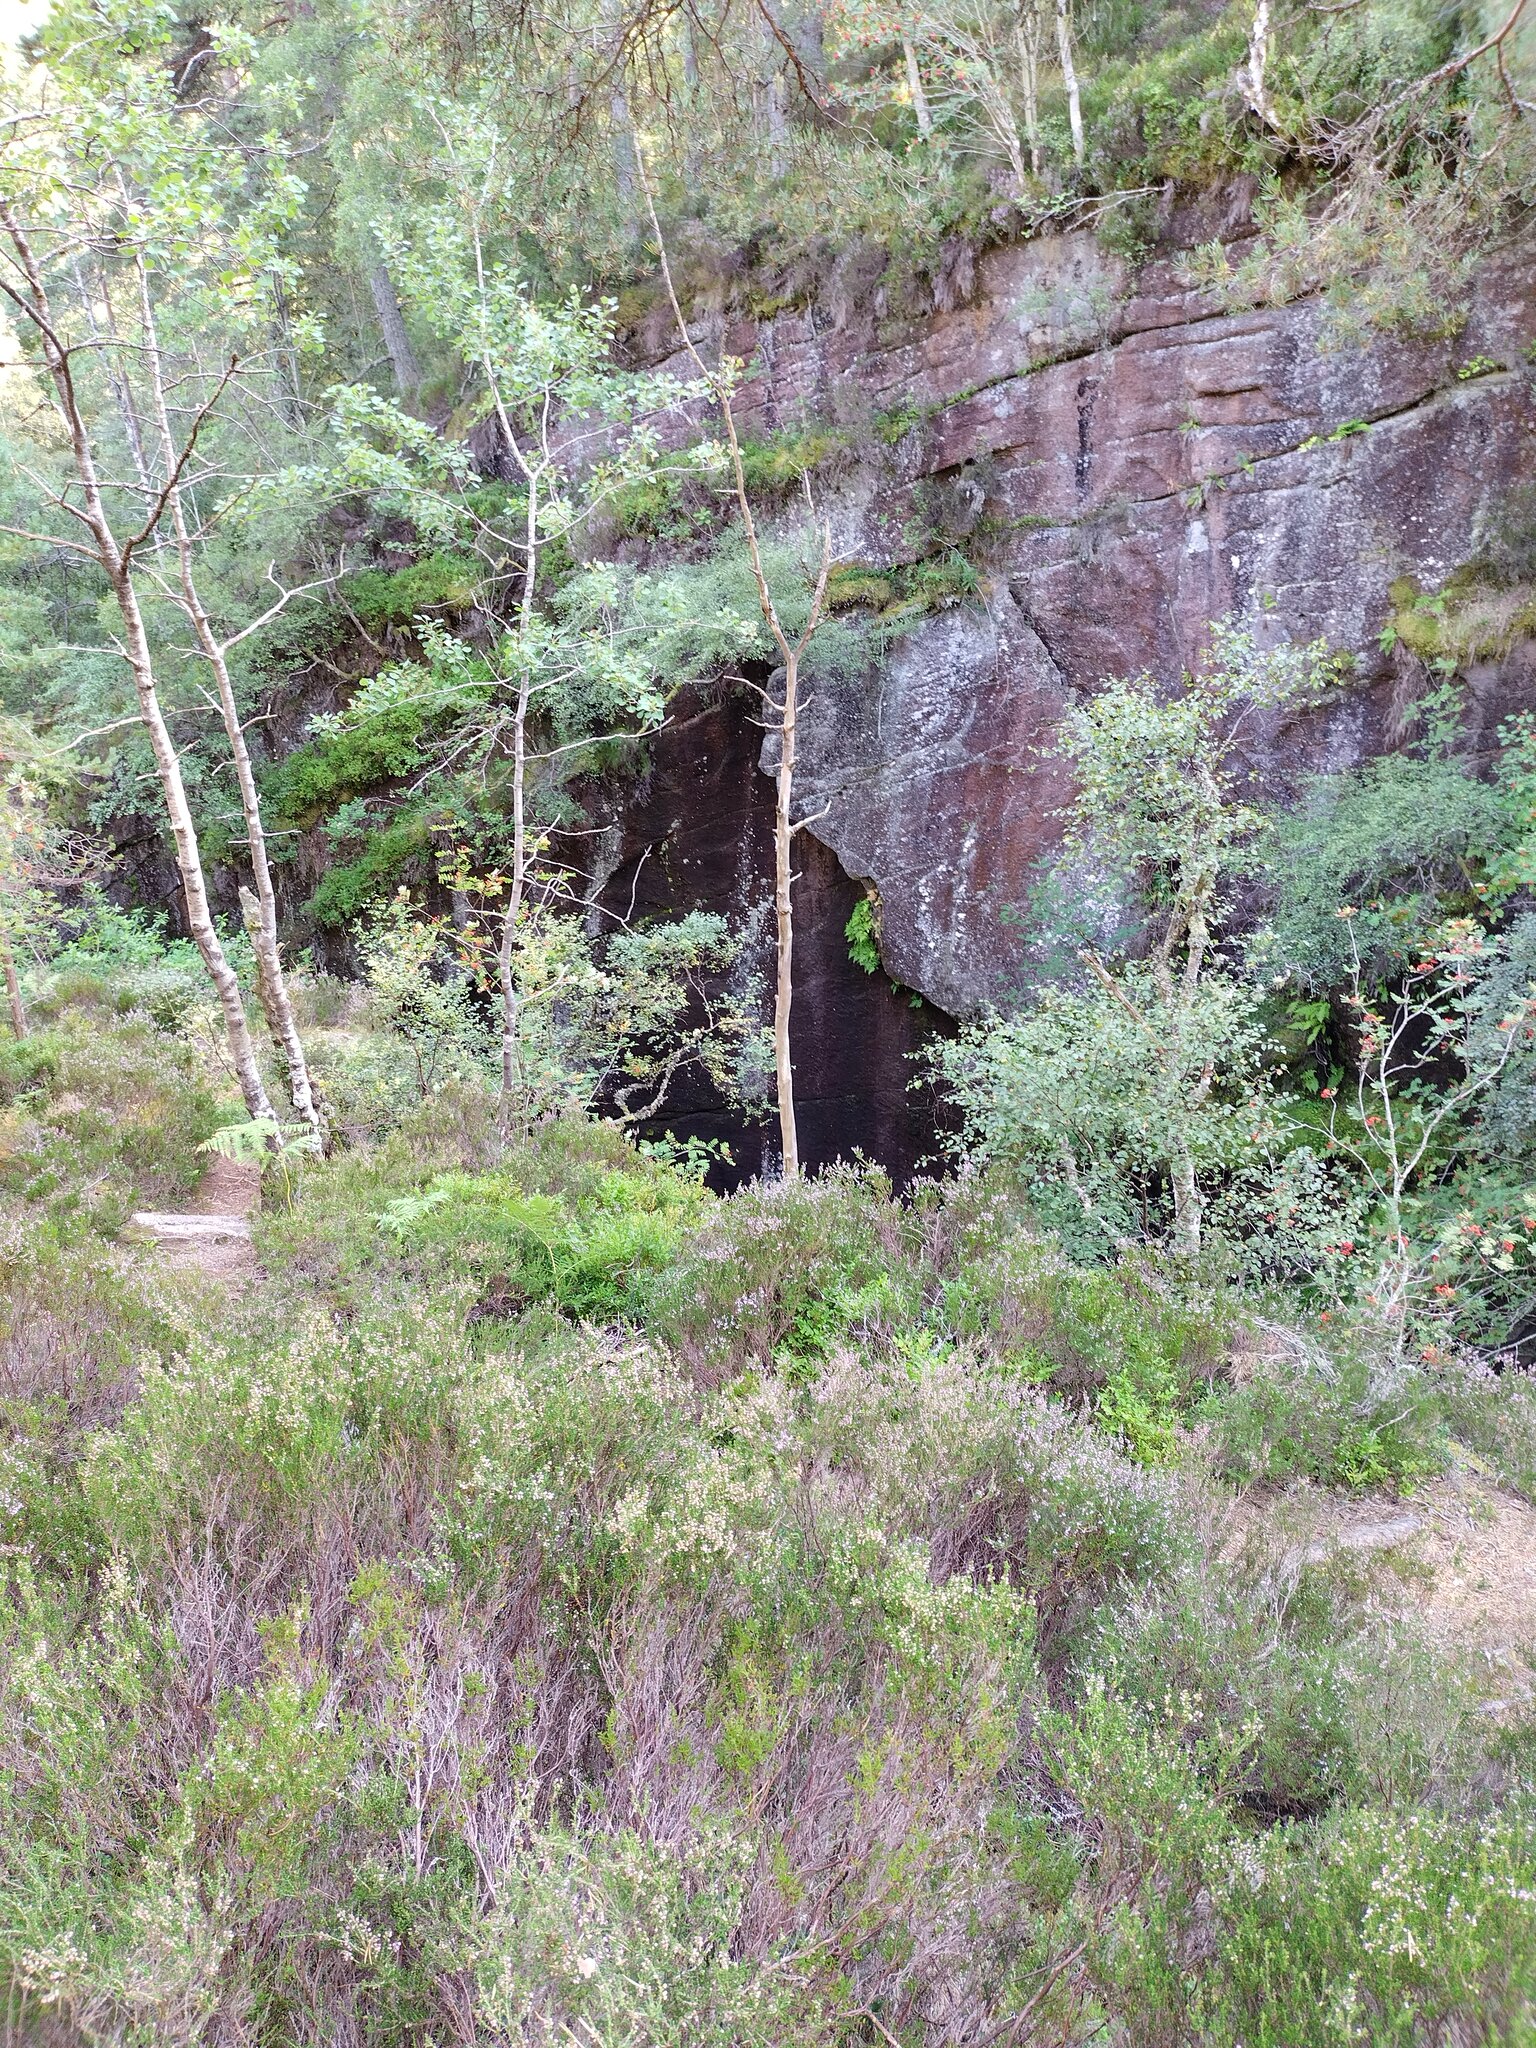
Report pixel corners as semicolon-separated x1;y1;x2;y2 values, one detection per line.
1054;0;1084;168
0;3;325;1132
316;94;710;1124
829;0;1040;189
641;170;832;1180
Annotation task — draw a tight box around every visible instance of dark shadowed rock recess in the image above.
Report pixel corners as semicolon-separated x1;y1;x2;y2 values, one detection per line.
575;682;956;1191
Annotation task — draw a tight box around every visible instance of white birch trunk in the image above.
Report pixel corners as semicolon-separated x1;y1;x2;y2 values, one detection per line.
132;259;325;1141
0;201;276;1124
903;34;934;137
1055;0;1085;166
773;655;800;1180
2;929;25;1039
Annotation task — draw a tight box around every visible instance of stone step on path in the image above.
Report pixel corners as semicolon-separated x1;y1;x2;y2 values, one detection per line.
125;1150;262;1292
125;1210;251;1241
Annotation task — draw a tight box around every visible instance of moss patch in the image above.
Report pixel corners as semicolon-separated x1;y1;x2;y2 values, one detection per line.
825;550;980;620
1384;570;1536;669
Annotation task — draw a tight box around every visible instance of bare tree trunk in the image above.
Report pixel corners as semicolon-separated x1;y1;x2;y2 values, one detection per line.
132;255;326;1141
0;200;277;1125
611;85;641;232
640;165;832;1178
172;562;326;1139
498;670;531;1113
773;654;801;1178
1016;9;1042;173
682;19;704;180
114;567;277;1122
1241;0;1278;128
1;930;25;1039
1169;1142;1202;1262
903;33;934;137
483;345;541;1129
77;257;155;496
1055;0;1085;166
116;573;277;1120
369;262;421;400
762;14;789;177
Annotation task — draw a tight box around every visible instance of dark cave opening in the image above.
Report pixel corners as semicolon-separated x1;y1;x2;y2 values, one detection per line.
584;682;957;1192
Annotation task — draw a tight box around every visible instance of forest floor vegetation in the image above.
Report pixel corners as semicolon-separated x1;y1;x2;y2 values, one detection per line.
2;961;1536;2047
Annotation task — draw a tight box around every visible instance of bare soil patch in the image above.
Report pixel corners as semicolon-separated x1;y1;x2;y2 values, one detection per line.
1228;1456;1536;1713
126;1152;262;1293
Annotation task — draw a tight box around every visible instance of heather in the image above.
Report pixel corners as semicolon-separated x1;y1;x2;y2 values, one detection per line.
2;984;1536;2044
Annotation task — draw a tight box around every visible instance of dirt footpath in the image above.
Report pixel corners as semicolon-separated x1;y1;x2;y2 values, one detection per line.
1227;1457;1536;1713
126;1151;262;1293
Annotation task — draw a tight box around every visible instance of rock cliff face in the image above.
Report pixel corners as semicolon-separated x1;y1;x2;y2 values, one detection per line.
624;197;1536;1043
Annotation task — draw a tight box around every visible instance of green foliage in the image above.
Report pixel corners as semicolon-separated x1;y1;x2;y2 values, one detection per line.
735;424;855;495
1267;754;1512;991
341;551;478;632
1383;569;1536;670
824;549;980;619
3;998;1533;2044
1080;1567;1467;1822
938;622;1342;1264
1195;1802;1536;2044
354;894;493;1100
1203;1341;1447;1494
28;903;207;1031
942;1238;1228;1461
939;965;1283;1260
264;710;437;826
0;1208;188;1558
844;892;881;974
306;813;433;926
477;1826;838;2045
0;1034;60;1106
4;5;1536;2034
646;1164;925;1380
0;1014;218;1226
603;469;694;540
586;532;873;695
1434;1357;1536;1502
375;1158;701;1317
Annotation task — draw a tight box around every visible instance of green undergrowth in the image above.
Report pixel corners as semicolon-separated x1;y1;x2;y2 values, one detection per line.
824;550;981;620
305;810;434;927
340;551;477;634
0;1014;217;1229
263;702;441;827
258;1094;1455;1497
1;1022;1534;2043
1384;568;1536;672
